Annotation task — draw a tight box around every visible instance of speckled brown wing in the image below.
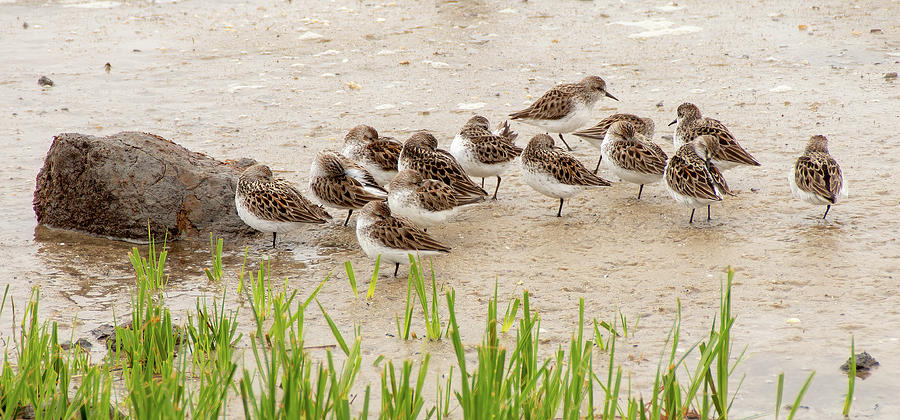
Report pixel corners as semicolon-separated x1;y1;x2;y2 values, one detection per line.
468;132;523;164
371;217;451;253
542;150;611;186
413;149;488;197
573;114;649;140
665;155;721;201
418;179;458;212
310;175;384;210
509;83;577;121
689;124;761;166
247;181;331;223
367;138;402;171
608;137;668;175
795;154;842;203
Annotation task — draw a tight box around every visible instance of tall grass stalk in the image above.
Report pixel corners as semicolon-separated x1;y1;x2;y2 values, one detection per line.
408;256;442;341
842;336;855;416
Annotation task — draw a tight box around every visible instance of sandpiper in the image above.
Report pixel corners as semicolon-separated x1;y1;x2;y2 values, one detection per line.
510;75;618;151
449;115;523;199
355;200;451;277
388;169;483;228
398;132;489;198
664;135;732;223
789;135;848;219
341;125;402;187
669;103;760;170
520;134;611;217
309;150;388;226
572;113;656;173
235;164;332;247
600;121;668;199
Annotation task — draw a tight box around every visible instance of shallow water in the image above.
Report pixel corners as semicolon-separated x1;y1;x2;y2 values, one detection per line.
1;0;899;417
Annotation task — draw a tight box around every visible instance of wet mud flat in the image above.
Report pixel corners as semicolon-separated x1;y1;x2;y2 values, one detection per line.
1;0;899;418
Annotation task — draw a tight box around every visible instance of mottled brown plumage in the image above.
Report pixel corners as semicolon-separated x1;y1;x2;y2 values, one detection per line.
398;132;489;198
671;103;760;169
522;135;611;187
509;76;616;121
342;125;402;185
310;151;388;225
790;135;847;218
573;113;656;142
238;164;332;224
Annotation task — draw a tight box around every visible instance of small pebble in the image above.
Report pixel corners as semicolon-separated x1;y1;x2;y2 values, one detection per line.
23;21;28;29
38;76;54;87
655;101;664;107
885;72;898;80
870;28;883;34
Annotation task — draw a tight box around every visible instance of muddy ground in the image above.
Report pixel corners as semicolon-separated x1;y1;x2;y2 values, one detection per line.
1;0;898;418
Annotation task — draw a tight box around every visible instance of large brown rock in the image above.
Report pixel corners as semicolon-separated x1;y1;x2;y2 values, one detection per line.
33;131;256;241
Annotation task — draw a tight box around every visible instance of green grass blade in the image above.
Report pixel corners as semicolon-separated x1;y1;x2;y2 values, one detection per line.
843;337;855;416
366;255;381;300
316;300;350;356
345;261;358;298
786;371;815;420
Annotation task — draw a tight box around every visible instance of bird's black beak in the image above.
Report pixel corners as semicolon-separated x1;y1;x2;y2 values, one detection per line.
604;91;619;101
668;119;677;126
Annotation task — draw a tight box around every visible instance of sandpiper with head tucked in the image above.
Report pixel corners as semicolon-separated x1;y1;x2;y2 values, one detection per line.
388;169;483;228
309;150;388;226
789;135;847;219
355;200;451;277
341;125;402;187
669;103;760;170
450;115;523;199
572;113;656;173
235;164;332;247
510;76;619;151
600;121;668;199
664;135;732;223
520;134;611;217
398;132;489;199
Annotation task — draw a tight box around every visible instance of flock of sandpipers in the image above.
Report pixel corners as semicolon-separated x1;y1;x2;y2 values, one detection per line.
234;76;848;276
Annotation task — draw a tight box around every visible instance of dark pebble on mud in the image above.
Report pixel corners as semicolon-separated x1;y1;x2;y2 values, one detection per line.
841;351;879;378
38;76;54;87
60;338;93;351
885;72;898;80
23;22;28;29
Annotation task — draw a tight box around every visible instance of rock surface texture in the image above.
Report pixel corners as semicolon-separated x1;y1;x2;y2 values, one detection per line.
33;131;255;241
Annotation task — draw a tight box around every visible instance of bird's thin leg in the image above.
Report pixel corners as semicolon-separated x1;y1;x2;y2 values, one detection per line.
343;209;353;226
272;232;277;248
594;156;602;174
707;205;711;221
558;133;573;151
481;177;485;188
823;205;831;219
638;184;644;200
492;177;502;200
690;209;695;224
557;198;564;217
393;263;400;277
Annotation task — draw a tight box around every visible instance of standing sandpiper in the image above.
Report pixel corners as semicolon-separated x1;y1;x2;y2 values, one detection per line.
309;150;387;226
664;135;732;223
510;76;618;151
341;125;402;187
669;103;760;170
789;135;847;219
355;200;450;277
235;164;332;247
520;134;611;217
450;115;523;200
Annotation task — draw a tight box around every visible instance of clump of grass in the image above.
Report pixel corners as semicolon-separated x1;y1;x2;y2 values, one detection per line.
205;234;224;283
408;256;443;341
379;356;430;419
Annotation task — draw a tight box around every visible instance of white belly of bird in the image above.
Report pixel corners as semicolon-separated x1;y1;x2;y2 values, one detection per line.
518;103;592;134
664;181;719;209
356;225;443;265
235;195;293;234
710;158;740;171
450;134;514;178
367;165;398;187
388;190;452;227
521;162;581;199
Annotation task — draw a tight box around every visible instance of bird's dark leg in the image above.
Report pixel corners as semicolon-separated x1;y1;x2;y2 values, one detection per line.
481;177;485;188
558;133;573;151
638;184;644;200
707;205;711;221
690;209;695;224
272;232;277;248
823;205;831;219
393;263;400;277
594;156;602;174
343;209;353;226
557;198;564;217
492;177;502;200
